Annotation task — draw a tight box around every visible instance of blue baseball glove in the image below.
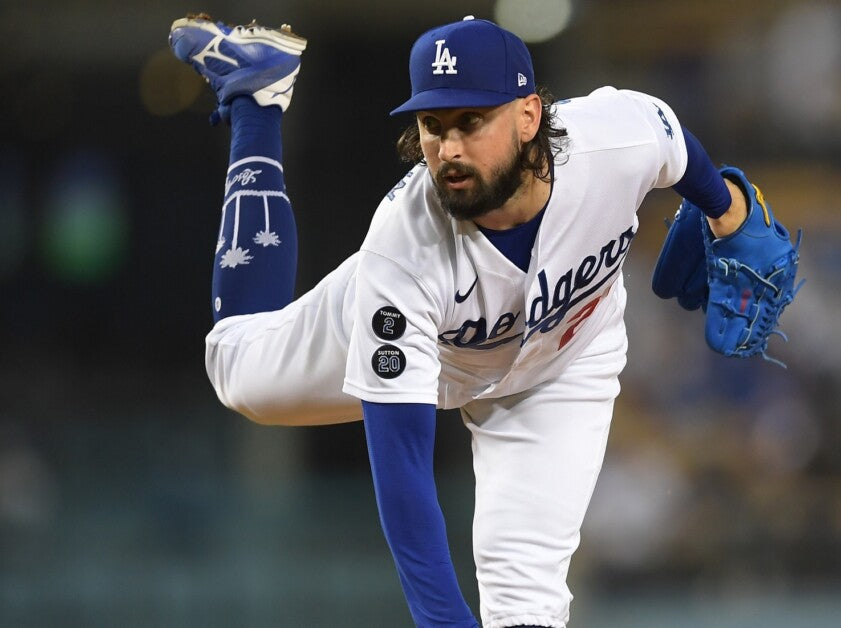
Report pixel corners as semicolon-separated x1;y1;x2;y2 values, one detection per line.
651;199;708;311
653;166;803;366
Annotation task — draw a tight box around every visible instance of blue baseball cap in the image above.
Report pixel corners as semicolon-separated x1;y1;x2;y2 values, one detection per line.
390;16;535;115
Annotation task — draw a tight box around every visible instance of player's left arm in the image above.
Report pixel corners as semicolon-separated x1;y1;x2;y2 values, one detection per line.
616;91;751;233
652;123;751;304
652;125;803;363
673;128;747;233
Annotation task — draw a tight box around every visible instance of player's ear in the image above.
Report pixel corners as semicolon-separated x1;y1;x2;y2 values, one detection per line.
518;93;542;143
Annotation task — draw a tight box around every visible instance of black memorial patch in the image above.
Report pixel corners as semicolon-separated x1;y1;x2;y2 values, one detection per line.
372;306;406;340
371;344;406;379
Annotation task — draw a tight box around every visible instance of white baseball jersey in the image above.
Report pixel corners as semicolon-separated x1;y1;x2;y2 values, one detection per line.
342;87;687;409
206;86;687;424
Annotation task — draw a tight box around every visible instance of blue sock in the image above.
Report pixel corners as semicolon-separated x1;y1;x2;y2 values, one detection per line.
211;97;297;322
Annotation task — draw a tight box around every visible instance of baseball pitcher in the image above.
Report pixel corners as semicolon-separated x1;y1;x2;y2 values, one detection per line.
169;13;801;628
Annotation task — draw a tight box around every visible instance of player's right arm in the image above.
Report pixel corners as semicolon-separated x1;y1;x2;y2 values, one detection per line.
616;88;749;234
363;400;478;627
343;236;477;625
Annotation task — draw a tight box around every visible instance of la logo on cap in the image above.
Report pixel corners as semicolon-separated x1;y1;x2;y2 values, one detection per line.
431;39;457;75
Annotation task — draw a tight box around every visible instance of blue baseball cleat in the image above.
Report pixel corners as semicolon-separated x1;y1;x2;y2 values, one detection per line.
169;13;307;112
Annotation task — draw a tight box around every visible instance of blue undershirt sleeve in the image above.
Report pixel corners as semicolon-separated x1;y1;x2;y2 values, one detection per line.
672;127;732;219
362;400;478;628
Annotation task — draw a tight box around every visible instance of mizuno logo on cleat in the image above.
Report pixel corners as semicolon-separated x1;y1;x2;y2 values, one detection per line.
193;35;239;67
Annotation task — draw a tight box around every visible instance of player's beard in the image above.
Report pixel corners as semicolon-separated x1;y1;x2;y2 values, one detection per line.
433;142;525;221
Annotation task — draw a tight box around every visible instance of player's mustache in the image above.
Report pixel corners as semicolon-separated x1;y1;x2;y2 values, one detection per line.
436;161;479;182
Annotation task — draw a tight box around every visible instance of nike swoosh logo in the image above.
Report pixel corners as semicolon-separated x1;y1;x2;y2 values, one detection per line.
454;276;478;304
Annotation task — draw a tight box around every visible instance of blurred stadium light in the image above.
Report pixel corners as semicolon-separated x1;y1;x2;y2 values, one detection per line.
494;0;574;43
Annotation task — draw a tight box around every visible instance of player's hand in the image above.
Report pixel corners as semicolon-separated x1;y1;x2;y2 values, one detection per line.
706;178;748;238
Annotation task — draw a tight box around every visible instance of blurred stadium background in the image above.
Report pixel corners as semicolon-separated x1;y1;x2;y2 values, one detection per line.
1;0;840;625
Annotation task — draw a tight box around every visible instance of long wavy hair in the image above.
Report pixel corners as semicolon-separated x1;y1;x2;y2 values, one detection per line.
395;85;568;182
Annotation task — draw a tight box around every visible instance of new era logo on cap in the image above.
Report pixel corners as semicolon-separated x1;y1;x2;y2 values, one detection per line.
390;16;535;115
